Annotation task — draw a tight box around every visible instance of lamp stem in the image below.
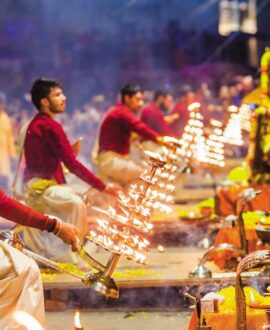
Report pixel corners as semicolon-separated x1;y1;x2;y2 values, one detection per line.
103;253;120;277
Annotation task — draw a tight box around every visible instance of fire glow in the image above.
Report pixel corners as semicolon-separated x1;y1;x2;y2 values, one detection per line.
74;310;83;330
179;104;226;167
88;150;179;272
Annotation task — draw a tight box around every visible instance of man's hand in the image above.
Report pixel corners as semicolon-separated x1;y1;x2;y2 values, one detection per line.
156;136;165;145
164;113;179;124
54;222;81;252
103;183;122;197
72;137;83;156
157;135;182;149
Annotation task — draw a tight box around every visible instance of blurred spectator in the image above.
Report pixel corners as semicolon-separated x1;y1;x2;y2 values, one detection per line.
0;93;16;191
141;90;174;136
169;85;195;137
162;92;175;114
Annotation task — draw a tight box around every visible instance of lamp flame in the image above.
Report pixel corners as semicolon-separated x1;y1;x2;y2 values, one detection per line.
74;310;83;329
158;245;165;252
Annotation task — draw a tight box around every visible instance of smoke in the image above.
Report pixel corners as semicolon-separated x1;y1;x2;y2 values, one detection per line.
0;0;224;109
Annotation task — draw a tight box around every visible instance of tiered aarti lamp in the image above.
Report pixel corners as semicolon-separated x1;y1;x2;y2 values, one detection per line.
138;136;185;214
203;119;225;167
238;104;252;133
178;102;206;161
122;136;184;216
178;103;225;167
223;106;244;146
88;151;166;297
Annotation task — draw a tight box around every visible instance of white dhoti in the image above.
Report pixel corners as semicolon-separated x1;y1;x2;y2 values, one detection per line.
97;151;143;186
23;182;88;263
140;141;164;154
0;241;44;329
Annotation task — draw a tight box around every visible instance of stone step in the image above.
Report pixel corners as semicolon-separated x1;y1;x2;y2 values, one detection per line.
42;246;269;310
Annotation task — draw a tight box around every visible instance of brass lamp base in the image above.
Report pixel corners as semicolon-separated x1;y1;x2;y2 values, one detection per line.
189;265;212;278
83;272;119;299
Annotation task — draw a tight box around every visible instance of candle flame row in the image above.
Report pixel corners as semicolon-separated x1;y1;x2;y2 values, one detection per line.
87;231;147;264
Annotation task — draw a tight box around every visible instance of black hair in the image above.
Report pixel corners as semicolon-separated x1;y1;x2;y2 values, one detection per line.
153;90;165;102
30;78;62;110
178;85;193;98
120;83;142;103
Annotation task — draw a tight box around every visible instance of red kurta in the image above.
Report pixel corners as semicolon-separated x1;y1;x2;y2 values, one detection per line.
99;104;159;155
24;113;105;190
141;103;173;136
169;103;190;137
0;189;55;231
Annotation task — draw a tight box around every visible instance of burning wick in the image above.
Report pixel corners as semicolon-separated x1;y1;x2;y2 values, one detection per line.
158;245;165;253
74;310;83;330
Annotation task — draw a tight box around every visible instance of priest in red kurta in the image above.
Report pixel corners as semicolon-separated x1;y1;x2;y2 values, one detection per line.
170;86;207;137
0;188;80;328
140;90;179;153
170;88;192;138
141;90;174;137
24;79;118;193
22;78;118;262
95;83;162;185
24;111;106;190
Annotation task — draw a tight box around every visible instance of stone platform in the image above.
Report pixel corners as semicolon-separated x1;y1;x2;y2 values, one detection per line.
42;245;270;310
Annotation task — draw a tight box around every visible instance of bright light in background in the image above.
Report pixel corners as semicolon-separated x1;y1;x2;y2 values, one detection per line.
219;0;240;36
218;0;257;36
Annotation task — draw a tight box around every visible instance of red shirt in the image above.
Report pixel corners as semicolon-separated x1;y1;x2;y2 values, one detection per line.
141;103;173;136
0;189;55;231
170;103;190;137
24;113;105;191
99;104;158;155
170;97;207;137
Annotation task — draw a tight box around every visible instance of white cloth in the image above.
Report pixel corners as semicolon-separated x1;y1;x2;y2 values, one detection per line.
23;183;87;263
97;151;143;186
202;292;225;303
0;241;44;329
140;141;164;155
96;140;164;187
